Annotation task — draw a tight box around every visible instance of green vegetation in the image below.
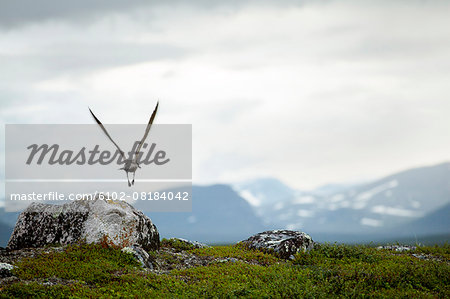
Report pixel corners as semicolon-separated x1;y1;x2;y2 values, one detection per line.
1;242;448;298
192;243;279;266
160;238;197;252
11;243;139;284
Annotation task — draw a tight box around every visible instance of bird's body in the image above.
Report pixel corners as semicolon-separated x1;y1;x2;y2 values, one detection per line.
119;159;141;186
89;101;159;187
121;159;140;173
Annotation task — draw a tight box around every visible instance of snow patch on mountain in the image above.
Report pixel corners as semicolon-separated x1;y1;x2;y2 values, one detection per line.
339;201;351;208
355;180;399;202
237;190;261;207
360;218;383;227
297;210;314;218
285;223;303;230
411;201;421;208
274;202;284;210
352;180;399;209
371;205;422;217
329;194;345;202
292;195;315;204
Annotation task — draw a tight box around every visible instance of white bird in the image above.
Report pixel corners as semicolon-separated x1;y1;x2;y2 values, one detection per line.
89;101;159;187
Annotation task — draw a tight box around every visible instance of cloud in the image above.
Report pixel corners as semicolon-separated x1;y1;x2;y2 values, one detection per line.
1;1;450;190
7;42;187;74
0;0;307;28
0;0;150;28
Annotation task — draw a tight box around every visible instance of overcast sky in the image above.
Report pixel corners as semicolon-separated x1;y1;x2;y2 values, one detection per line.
1;0;450;190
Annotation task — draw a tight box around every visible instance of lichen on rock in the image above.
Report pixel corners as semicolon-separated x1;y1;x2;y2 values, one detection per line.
7;195;160;251
240;229;314;259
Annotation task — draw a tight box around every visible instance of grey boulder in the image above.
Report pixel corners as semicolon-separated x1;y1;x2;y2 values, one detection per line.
0;262;14;278
240;230;314;259
377;245;416;252
170;238;210;249
7;197;159;251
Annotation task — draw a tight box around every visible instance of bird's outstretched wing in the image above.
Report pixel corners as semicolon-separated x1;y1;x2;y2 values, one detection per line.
89;108;126;160
135;101;159;160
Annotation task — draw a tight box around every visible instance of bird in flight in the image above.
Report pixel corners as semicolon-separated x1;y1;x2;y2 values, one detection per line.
89;101;159;187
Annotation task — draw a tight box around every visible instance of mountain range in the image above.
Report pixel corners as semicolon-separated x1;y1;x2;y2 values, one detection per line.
233;162;450;242
0;162;449;246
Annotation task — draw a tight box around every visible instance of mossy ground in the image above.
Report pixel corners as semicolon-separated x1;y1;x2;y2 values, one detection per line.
0;242;448;298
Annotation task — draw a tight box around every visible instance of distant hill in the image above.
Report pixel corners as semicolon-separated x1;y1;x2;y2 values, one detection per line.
144;184;267;244
0;208;19;247
381;233;450;246
393;203;450;237
0;207;20;227
0;221;13;247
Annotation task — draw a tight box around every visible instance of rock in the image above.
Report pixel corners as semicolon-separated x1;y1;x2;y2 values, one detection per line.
216;257;239;263
7;196;159;251
240;230;314;259
122;245;154;269
412;253;427;260
376;245;416;252
171;238;210;249
0;262;14;278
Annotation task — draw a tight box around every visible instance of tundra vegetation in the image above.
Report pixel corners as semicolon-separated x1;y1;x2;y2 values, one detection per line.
0;240;448;298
